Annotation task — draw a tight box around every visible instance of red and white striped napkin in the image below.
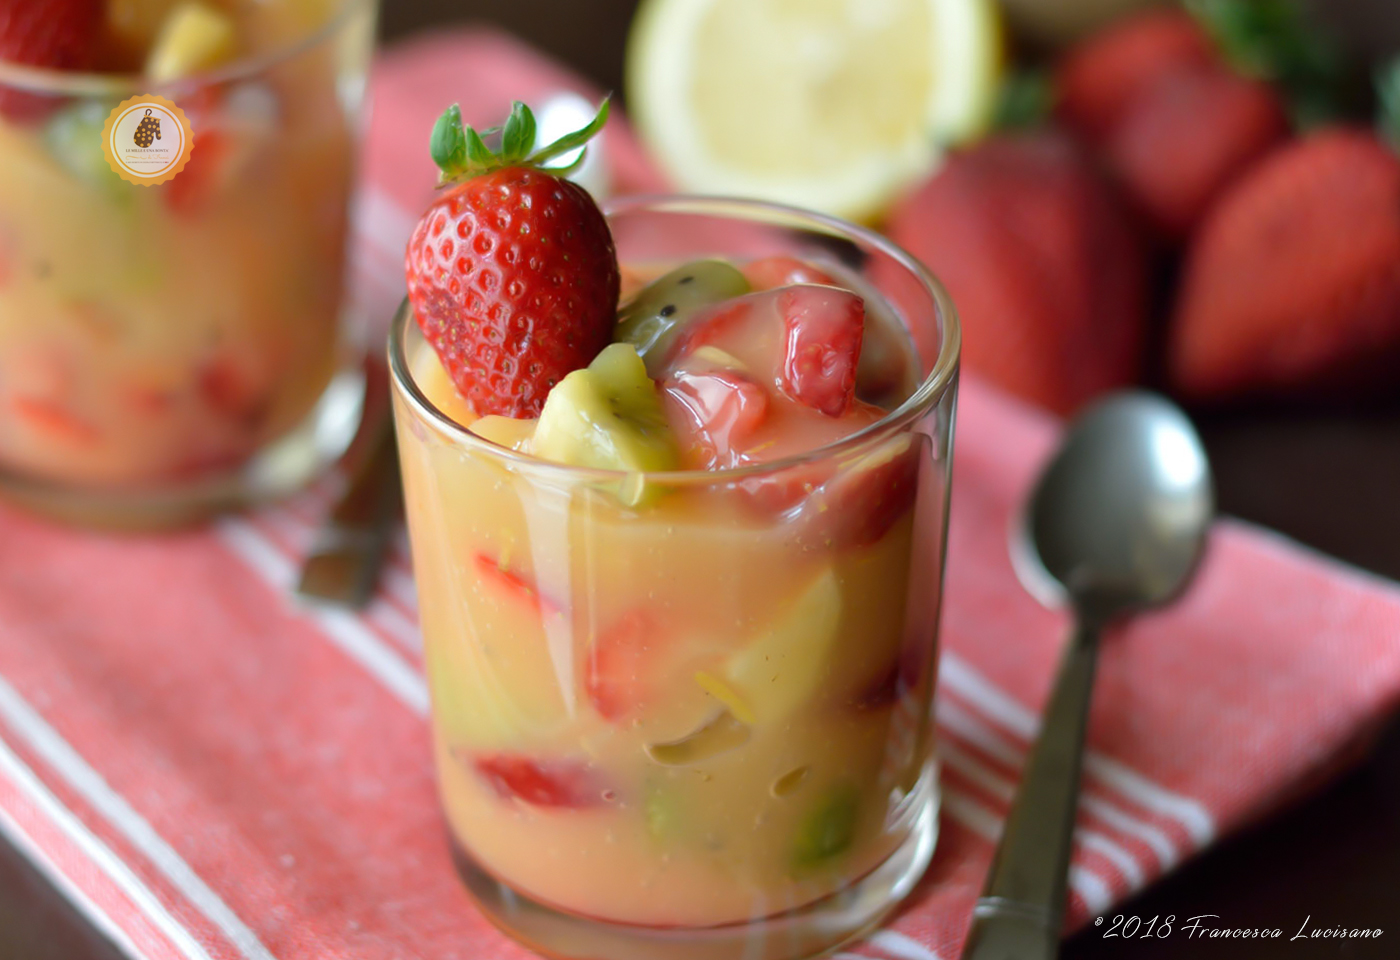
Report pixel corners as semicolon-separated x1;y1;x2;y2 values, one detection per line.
1;30;1399;960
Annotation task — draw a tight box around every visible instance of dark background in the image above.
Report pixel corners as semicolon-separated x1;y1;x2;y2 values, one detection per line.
4;1;1399;957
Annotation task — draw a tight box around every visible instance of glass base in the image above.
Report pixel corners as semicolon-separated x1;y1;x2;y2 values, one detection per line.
450;762;940;960
0;365;366;530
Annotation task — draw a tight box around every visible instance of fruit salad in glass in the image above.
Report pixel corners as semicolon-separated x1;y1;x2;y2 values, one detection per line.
0;0;374;524
391;103;959;960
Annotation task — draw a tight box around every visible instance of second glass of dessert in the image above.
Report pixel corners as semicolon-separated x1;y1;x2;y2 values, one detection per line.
0;0;375;525
392;104;959;960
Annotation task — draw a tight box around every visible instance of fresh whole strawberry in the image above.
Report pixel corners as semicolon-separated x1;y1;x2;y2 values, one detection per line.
1056;4;1293;240
1170;127;1400;400
405;100;619;418
887;131;1146;415
0;0;102;120
1055;8;1216;142
1103;65;1287;239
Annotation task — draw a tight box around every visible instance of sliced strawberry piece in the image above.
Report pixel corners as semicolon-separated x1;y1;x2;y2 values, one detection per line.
10;397;100;445
811;440;920;549
662;368;769;469
584;608;657;722
668;284;865;418
164;128;231;216
472;552;561;616
779;285;864;417
467;753;603;808
196;353;269;428
743;255;836;290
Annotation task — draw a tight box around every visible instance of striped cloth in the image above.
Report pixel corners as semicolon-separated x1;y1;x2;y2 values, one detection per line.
1;30;1399;960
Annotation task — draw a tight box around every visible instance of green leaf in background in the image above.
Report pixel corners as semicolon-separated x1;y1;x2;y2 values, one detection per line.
1189;0;1346;128
1376;57;1400;152
993;70;1054;132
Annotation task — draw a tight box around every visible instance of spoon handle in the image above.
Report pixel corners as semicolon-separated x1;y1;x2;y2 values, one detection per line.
960;619;1101;960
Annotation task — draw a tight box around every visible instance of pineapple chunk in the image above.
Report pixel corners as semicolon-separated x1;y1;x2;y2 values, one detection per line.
724;567;842;724
146;3;238;82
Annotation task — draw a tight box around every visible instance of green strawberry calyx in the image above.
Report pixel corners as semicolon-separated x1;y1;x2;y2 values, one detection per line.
429;97;610;186
1376;57;1400;154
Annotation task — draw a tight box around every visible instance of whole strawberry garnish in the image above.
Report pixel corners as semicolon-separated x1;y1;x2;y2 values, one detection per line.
0;0;102;120
888;131;1146;415
405;100;619;419
1169;125;1400;400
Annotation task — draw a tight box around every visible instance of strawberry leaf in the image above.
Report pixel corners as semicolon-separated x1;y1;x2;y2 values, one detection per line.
429;104;468;179
464;126;494;168
529;97;611;166
427;96;610;185
501;101;537;162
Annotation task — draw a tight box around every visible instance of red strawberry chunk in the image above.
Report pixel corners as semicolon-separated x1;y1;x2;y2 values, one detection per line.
803;439;920;549
662;369;769;469
468;753;603;808
10;396;99;445
669;285;864;418
778;285;863;417
584;608;657;722
472;552;562;616
742;255;837;290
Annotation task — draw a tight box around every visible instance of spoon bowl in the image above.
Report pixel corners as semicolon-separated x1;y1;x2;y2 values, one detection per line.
1014;391;1213;619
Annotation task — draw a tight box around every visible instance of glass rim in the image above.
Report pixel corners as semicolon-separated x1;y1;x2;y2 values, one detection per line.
0;0;372;98
388;192;961;485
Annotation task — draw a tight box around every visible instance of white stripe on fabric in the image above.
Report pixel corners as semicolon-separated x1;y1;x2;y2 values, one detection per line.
940;652;1215;846
0;797;149;960
366;598;423;653
938;699;1177;872
217;518;430;716
938;740;1146;890
939;786;1115;924
0;728;216;960
356;186;419;251
869;928;944;960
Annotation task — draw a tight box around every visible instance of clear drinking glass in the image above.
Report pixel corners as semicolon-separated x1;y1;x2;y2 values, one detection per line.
0;0;376;526
390;195;960;960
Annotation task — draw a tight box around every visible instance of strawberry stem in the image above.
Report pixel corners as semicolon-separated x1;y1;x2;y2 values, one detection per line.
428;97;611;186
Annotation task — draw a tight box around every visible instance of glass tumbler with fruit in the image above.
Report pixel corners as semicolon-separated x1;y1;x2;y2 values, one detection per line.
391;101;960;960
0;0;376;525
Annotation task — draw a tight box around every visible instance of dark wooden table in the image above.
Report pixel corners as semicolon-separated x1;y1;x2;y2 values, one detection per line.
4;3;1398;958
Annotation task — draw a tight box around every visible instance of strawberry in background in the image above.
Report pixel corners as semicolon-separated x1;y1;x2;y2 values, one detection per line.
887;131;1146;416
0;0;102;120
1055;3;1293;240
1168;60;1400;401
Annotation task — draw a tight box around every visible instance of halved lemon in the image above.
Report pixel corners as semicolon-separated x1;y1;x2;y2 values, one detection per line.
626;0;1003;222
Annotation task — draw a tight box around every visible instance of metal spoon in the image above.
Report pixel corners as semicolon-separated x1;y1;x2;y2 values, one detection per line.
961;391;1213;960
